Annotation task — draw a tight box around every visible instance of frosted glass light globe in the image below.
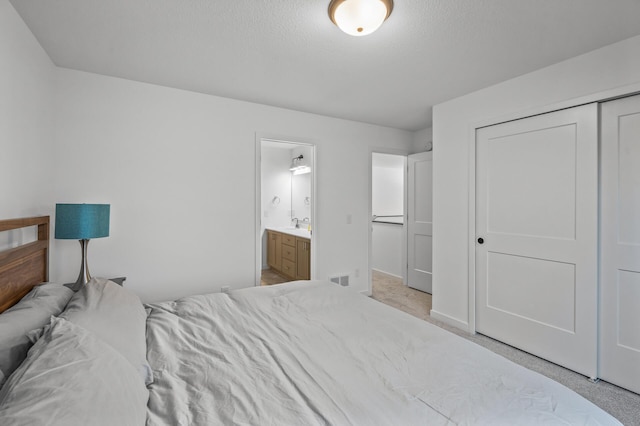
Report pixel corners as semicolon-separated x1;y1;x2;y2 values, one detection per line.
331;0;391;37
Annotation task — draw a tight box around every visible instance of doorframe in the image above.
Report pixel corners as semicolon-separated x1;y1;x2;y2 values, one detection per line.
255;133;318;287
367;147;410;296
465;83;640;335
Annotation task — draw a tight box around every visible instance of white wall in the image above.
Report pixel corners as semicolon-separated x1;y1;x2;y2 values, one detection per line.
371;153;405;277
51;68;414;302
432;35;640;330
372;154;404;218
411;127;432;154
0;0;54;227
372;223;403;278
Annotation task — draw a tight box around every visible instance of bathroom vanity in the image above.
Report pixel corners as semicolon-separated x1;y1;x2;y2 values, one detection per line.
267;228;311;280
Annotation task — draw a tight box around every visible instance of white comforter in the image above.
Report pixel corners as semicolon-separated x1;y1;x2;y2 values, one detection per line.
145;280;620;425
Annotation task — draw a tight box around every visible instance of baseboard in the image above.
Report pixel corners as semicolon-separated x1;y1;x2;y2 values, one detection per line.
372;268;403;280
429;310;470;332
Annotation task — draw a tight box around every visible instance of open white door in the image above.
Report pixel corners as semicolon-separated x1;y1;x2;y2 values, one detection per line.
407;151;433;294
475;104;598;378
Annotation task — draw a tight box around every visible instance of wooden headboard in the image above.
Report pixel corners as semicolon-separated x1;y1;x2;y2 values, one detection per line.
0;216;49;313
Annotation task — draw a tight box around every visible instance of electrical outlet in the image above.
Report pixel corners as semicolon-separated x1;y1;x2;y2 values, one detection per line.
221;286;230;293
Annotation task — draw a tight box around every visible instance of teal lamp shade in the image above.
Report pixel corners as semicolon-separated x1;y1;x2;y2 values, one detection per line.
55;204;110;240
55;204;110;291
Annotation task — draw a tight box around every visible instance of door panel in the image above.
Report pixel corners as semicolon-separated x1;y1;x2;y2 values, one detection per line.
617;271;640;350
413;234;432;273
476;103;598;378
486;125;577;239
486;253;576;332
600;94;640;393
407;151;433;293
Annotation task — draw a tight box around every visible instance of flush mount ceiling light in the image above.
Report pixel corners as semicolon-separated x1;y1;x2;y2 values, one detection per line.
328;0;394;36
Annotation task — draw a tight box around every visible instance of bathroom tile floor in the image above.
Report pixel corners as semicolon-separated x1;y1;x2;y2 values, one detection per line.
260;268;290;286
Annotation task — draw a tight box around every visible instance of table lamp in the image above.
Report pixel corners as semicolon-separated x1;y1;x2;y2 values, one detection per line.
55;203;110;291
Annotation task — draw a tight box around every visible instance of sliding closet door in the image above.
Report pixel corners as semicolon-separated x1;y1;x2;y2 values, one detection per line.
475;104;598;378
600;94;640;394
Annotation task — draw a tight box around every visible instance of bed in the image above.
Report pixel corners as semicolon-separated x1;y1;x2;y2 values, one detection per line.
0;216;623;425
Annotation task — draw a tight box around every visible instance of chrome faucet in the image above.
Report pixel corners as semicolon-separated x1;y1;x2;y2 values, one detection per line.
292;217;300;228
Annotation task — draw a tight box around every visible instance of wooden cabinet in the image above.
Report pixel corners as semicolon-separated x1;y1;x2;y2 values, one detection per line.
282;233;296;247
296;238;310;280
267;230;281;270
282;243;296;262
266;229;310;280
281;258;296;277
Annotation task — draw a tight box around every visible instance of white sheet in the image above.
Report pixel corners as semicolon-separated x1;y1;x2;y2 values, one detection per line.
145;280;620;425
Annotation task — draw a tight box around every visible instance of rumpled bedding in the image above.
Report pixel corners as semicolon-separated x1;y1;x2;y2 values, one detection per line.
145;280;620;425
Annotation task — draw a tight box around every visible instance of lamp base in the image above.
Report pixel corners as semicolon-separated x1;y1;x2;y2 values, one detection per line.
64;239;92;292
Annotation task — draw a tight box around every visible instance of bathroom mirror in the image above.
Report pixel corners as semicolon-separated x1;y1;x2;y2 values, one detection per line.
260;141;313;229
291;172;311;224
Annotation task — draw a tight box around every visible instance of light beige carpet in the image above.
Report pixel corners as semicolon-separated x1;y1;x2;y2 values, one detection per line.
370;269;640;426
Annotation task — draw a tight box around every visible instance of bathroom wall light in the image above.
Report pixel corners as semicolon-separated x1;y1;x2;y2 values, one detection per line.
328;0;394;37
293;167;311;175
290;155;311;175
290;154;304;171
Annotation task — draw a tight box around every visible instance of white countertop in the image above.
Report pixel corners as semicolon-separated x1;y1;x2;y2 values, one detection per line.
267;227;311;239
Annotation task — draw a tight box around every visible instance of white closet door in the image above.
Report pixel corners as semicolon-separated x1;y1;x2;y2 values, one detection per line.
600;94;640;393
407;151;433;293
475;104;598;378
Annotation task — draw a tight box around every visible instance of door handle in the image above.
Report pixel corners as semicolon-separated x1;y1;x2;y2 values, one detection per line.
477;237;484;244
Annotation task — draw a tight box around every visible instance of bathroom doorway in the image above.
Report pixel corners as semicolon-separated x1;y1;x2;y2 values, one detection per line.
255;136;316;287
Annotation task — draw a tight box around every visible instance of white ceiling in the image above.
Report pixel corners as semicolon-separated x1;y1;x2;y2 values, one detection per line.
10;0;640;131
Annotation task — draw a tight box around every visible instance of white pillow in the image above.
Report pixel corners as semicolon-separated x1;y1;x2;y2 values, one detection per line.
0;283;73;386
0;316;148;426
60;277;153;385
